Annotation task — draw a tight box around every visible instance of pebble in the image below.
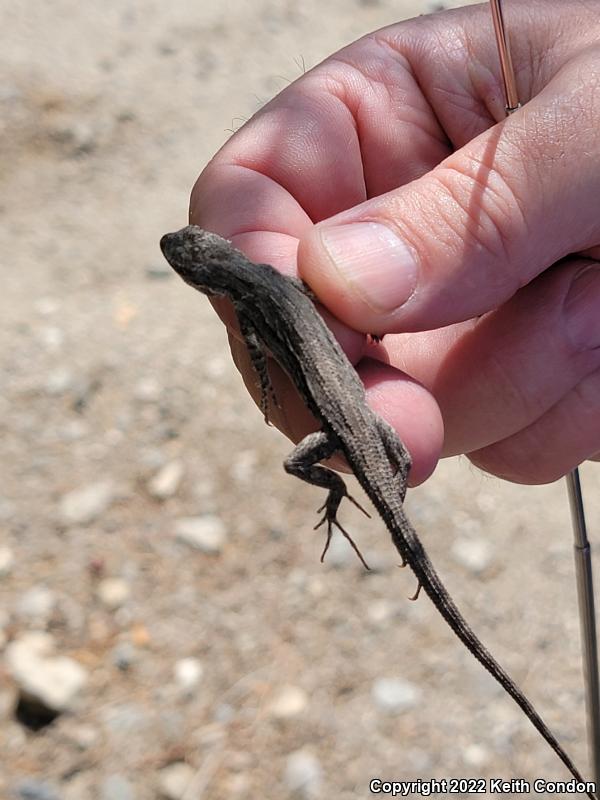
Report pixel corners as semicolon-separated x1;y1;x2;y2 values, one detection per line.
61;722;99;750
38;325;64;352
462;743;490;768
284;749;322;798
44;367;74;395
371;677;421;714
111;642;137;671
101;703;150;734
174;516;227;554
6;632;88;713
16;586;57;623
13;779;61;800
134;377;162;403
451;537;493;574
148;460;184;500
59;480;114;525
0;545;14;577
174;657;203;693
97;578;131;609
158;762;195;799
268;685;308;719
100;774;135;800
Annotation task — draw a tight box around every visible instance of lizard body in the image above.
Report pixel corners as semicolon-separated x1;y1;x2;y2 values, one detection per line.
161;225;592;794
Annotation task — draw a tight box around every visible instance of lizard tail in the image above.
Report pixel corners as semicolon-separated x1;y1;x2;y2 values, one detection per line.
391;515;595;799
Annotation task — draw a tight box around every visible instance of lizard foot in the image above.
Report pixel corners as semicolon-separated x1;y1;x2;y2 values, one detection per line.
314;513;370;570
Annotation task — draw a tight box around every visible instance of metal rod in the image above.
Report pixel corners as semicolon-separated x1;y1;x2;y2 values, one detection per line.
488;2;599;791
489;0;520;113
568;469;600;794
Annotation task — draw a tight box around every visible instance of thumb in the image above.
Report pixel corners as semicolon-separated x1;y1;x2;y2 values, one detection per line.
297;51;600;334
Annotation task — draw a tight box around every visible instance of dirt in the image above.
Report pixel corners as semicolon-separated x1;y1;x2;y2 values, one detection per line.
1;1;598;798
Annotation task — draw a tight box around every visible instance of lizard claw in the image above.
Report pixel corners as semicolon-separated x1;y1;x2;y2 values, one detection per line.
408;580;422;602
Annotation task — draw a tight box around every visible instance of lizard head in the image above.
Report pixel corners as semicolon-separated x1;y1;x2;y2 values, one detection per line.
160;225;234;294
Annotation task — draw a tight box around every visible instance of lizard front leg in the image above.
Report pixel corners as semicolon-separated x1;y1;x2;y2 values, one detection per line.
283;430;370;569
235;308;277;424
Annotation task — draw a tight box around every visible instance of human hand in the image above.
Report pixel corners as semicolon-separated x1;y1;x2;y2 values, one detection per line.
189;0;600;485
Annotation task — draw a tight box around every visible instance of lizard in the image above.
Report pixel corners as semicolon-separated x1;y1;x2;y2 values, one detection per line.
160;224;594;796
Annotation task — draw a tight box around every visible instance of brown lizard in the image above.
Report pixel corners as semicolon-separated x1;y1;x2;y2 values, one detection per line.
161;224;593;796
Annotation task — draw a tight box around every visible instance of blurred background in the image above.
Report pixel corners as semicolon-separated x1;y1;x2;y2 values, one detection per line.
1;1;599;798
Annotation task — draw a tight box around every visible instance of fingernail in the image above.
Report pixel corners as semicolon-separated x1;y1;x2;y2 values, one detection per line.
318;222;418;311
565;266;600;350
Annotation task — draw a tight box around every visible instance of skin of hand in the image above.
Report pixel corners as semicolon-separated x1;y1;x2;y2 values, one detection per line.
189;0;600;486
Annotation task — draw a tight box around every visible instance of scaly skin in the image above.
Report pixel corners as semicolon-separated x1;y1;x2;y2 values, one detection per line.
161;225;593;796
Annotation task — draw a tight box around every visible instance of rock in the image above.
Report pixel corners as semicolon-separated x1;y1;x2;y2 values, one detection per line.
13;779;61;800
462;743;490;767
6;632;88;713
451;537;493;574
102;703;150;734
174;516;227;554
38;325;64;352
158;762;195;799
111;642;137;671
367;600;394;624
16;586;57;623
174;658;203;693
59;480;114;525
0;545;14;577
134;378;161;403
97;578;130;609
268;685;308;719
61;721;99;750
100;775;135;800
284;749;322;798
148;460;184;500
44;367;74;395
371;677;421;714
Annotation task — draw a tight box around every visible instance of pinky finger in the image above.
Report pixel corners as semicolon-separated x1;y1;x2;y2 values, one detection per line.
468;369;600;485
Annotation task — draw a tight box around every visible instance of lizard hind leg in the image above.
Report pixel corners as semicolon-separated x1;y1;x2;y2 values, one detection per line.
376;417;411;501
283;430;370;570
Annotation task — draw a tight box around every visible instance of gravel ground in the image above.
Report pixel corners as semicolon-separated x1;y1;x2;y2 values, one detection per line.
1;1;599;799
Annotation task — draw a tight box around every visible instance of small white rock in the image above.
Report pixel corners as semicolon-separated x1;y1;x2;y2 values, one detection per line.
134;377;161;403
158;762;195;800
284;749;322;798
268;685;308;719
371;677;421;714
6;632;88;712
97;578;130;610
16;586;57;622
174;658;203;693
60;480;114;525
175;516;227;554
38;325;64;351
451;537;493;574
462;743;490;767
0;546;15;577
44;367;74;395
148;460;184;500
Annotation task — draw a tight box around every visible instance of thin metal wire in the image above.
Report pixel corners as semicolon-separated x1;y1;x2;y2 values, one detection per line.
488;1;599;792
568;469;600;794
